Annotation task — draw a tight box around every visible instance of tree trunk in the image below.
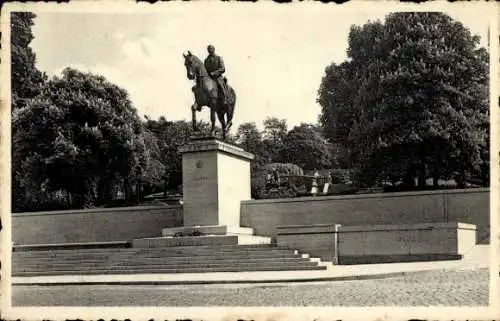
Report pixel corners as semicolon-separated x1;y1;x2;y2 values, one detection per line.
136;182;141;204
432;176;439;188
123;177;129;202
403;169;415;190
481;163;489;187
66;190;72;208
456;168;466;189
418;149;427;189
432;162;440;189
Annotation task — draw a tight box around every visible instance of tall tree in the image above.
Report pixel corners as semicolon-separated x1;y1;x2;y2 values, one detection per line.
11;12;47;211
11;12;45;109
13;68;148;209
318;12;489;188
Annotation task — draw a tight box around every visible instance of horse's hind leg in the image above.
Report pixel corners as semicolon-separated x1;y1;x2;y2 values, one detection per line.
226;103;234;132
216;109;227;141
191;103;198;131
210;106;216;137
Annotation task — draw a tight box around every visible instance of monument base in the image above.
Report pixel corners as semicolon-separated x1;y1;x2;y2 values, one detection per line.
180;138;254;227
162;225;254;237
132;225;271;248
130;138;271;249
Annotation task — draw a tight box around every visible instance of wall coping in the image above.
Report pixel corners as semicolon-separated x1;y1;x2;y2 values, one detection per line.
242;188;489;205
339;222;477;232
277;222;477;235
277;224;341;235
13;205;181;217
179;139;254;161
277;223;341;229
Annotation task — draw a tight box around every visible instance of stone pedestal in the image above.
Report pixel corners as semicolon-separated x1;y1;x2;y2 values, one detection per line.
134;137;272;247
178;137;254;228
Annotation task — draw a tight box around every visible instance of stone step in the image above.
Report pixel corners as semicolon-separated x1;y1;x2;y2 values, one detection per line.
14;252;301;265
162;225;255;237
13;249;296;261
133;235;272;248
13;241;130;252
14;265;327;276
13;244;285;257
17;256;311;269
133;235;239;248
14;252;294;262
11;241;326;277
18;260;319;272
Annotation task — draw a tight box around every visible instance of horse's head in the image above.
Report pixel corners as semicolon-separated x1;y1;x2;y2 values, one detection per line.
183;51;198;80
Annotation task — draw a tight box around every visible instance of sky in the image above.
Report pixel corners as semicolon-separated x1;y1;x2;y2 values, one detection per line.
29;2;492;130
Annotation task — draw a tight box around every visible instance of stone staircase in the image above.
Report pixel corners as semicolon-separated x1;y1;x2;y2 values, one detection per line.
12;244;326;277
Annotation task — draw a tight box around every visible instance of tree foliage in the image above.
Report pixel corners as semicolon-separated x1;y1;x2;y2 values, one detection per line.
11;12;46;109
235;122;262;155
11;12;47;210
282;123;332;171
318;12;489;189
144;117;217;190
260;117;288;163
13;68;156;210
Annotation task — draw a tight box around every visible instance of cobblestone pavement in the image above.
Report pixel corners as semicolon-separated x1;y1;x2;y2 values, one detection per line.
13;268;490;306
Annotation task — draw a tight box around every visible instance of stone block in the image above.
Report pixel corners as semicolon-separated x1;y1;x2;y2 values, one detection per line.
180;139;253;227
337;222;477;264
275;222;477;265
131;235;239;248
162;225;254;237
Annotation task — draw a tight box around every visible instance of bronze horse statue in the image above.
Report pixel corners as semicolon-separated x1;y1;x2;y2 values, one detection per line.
183;51;236;140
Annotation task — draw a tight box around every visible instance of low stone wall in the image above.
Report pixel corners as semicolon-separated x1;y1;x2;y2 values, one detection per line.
276;222;477;264
337;222;476;264
12;205;183;245
277;224;341;263
241;188;490;244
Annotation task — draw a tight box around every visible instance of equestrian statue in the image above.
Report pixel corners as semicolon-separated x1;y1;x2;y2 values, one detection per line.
183;45;236;140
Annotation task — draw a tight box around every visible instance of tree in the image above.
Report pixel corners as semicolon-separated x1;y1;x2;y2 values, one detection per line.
235;122;262;155
318;12;489;189
144;117;215;191
281;123;332;171
11;12;45;110
13;68;148;209
263;117;288;144
11;12;47;211
261;117;288;163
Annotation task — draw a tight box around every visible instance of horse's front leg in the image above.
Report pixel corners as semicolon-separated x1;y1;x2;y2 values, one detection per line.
191;103;198;131
210;106;216;137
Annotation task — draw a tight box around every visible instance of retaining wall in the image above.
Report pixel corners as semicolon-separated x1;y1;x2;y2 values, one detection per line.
276;222;477;264
336;222;476;264
12;205;183;245
241;188;490;244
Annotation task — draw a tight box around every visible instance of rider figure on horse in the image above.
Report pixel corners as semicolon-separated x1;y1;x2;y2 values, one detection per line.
204;45;231;105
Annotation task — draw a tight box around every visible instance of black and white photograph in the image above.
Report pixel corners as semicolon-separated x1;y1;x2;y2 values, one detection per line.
1;1;498;320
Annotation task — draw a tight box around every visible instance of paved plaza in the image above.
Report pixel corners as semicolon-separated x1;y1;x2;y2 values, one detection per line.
13;268;490;306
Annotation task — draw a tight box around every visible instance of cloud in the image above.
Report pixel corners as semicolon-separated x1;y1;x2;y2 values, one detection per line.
32;7;492;131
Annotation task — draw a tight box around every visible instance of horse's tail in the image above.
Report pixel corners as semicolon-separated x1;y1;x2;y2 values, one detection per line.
228;87;236;119
222;87;235;132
